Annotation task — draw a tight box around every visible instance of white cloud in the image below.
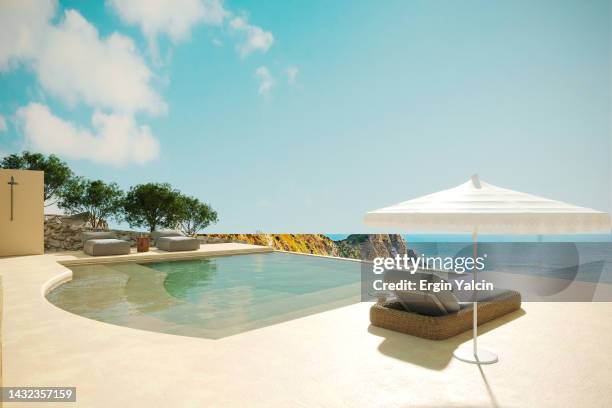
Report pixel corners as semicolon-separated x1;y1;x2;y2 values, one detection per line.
17;103;159;166
230;16;273;57
255;66;275;96
0;3;166;165
0;115;7;132
107;0;273;59
287;66;298;84
0;0;56;71
108;0;227;53
0;3;165;115
37;10;166;115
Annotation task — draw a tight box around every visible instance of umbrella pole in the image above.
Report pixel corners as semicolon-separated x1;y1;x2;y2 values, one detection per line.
453;226;498;364
473;228;478;357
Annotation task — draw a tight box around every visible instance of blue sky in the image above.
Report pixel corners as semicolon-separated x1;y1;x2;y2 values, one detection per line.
0;0;610;232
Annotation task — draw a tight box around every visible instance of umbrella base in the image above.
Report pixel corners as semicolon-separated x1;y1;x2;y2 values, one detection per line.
453;347;498;364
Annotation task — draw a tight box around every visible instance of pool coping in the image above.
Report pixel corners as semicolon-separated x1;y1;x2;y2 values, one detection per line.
56;245;273;267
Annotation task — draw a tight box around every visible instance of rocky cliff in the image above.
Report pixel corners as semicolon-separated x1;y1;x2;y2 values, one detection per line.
333;234;408;260
199;233;409;260
200;234;340;257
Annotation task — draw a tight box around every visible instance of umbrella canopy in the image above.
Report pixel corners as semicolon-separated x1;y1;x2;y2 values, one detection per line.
364;175;610;234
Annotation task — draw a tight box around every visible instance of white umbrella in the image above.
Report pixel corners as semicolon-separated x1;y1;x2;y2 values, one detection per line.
364;174;610;364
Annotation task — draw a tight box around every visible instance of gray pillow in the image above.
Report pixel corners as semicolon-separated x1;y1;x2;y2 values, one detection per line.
150;230;184;243
384;269;460;316
82;231;116;243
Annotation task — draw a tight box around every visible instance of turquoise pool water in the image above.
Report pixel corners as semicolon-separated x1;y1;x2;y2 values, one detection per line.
47;252;362;339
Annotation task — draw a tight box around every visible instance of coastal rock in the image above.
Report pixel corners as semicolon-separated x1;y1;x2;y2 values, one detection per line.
335;234;409;260
200;234;340;257
200;233;409;260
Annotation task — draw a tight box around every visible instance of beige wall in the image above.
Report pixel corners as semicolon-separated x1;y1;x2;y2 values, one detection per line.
0;169;44;257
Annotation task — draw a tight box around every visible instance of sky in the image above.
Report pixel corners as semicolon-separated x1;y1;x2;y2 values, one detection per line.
0;0;610;233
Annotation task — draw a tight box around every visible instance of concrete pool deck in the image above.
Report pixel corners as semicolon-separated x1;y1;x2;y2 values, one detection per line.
1;244;612;407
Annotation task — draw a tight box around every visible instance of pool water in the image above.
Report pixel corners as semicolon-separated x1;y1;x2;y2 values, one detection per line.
47;252;362;339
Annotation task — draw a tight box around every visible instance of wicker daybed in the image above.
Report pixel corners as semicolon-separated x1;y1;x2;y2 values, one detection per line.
370;289;521;340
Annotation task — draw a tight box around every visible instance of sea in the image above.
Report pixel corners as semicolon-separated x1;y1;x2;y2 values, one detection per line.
325;234;612;287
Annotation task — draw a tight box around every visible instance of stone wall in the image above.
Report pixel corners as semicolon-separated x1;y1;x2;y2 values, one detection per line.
44;215;144;251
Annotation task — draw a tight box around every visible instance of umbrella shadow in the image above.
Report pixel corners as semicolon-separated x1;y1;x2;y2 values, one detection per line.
478;364;500;408
368;308;526;371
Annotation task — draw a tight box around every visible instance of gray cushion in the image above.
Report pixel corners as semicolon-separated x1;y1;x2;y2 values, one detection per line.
150;230;184;244
82;231;116;243
456;288;515;306
384;269;460;316
83;239;130;256
156;236;199;252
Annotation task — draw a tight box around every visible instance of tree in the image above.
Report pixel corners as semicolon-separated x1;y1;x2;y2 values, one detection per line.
175;195;218;236
0;151;73;206
58;178;124;229
122;183;183;232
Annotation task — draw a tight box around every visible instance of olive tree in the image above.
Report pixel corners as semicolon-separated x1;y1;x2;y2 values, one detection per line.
175;195;218;236
122;183;182;232
0;151;73;206
58;178;124;229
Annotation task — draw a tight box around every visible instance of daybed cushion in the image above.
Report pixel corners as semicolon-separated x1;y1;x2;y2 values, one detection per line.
370;289;521;340
83;239;131;256
456;288;514;305
150;230;184;245
82;231;116;243
156;236;200;252
384;269;460;316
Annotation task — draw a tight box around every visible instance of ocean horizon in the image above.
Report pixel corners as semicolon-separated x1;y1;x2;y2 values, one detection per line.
325;233;612;243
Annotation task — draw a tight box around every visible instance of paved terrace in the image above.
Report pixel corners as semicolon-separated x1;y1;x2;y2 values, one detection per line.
1;244;611;407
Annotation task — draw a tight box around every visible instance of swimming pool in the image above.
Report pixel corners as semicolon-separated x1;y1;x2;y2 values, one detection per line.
47;252;362;339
